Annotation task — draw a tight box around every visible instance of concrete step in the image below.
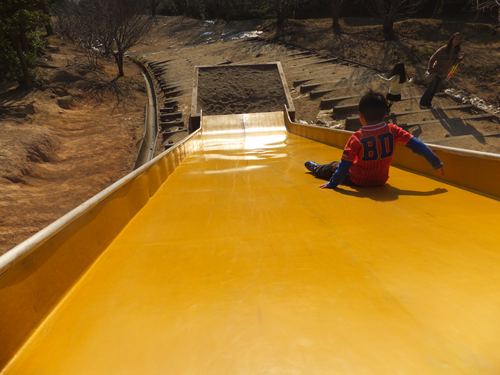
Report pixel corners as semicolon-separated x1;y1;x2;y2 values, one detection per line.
159;121;184;132
159;112;182;122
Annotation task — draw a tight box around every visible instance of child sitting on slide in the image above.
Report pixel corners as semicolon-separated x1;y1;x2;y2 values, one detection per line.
305;90;444;190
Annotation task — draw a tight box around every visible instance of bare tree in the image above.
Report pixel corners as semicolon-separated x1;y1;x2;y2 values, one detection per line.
331;0;348;35
104;0;152;76
363;0;430;41
274;0;294;33
148;0;162;16
469;0;500;24
431;0;444;18
53;0;152;77
51;0;76;39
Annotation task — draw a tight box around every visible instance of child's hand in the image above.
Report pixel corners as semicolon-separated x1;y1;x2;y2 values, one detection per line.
434;166;445;177
319;183;329;189
409;78;414;83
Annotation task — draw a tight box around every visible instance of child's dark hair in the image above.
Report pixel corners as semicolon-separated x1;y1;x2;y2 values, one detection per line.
389;62;407;84
358;90;387;123
446;32;461;54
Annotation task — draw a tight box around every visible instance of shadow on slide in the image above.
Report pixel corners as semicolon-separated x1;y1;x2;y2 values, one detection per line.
333;184;448;202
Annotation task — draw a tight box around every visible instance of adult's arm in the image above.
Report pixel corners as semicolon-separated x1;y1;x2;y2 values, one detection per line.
428;46;446;71
405;137;443;170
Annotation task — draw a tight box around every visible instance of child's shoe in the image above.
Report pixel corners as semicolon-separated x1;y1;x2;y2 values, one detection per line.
305;161;319;174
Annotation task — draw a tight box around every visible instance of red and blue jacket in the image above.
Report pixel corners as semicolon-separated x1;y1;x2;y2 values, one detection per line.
327;122;443;188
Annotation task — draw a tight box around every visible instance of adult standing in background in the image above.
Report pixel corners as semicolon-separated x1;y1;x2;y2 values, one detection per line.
419;33;467;109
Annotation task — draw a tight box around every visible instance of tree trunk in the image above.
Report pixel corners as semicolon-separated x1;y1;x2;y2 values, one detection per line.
332;19;341;35
432;0;442;18
151;0;160;17
332;3;341;35
116;53;125;77
277;12;287;31
14;40;33;88
382;18;396;41
21;32;30;52
276;0;288;32
40;3;54;35
45;21;54;36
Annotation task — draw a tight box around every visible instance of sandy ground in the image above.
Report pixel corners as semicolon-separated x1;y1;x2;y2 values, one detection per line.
1;16;499;255
197;65;286;115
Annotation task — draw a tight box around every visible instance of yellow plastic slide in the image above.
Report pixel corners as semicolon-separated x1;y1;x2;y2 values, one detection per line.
2;112;500;374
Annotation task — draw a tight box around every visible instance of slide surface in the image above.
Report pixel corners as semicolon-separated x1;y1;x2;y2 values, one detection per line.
4;112;500;374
